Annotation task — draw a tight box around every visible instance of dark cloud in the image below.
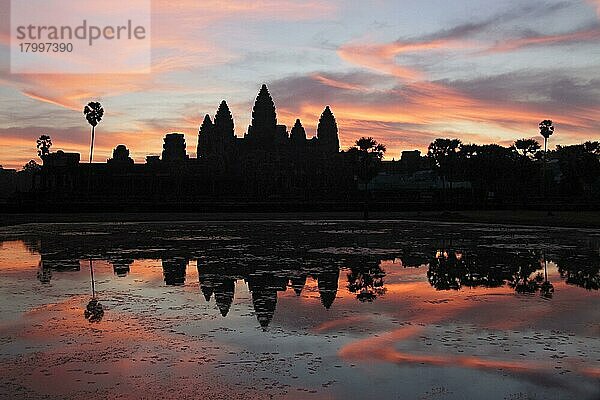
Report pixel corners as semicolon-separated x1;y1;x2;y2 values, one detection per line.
439;71;600;109
406;1;574;43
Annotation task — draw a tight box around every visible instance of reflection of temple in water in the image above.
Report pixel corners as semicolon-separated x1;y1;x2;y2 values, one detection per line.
290;273;307;296
162;257;188;286
24;224;599;328
317;267;340;309
247;273;285;328
197;264;237;317
197;262;341;327
111;258;133;277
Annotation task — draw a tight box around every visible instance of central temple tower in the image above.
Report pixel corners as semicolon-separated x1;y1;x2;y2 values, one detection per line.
246;84;278;143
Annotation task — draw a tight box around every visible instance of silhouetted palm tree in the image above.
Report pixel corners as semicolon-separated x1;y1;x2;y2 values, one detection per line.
84;102;104;163
539;120;554;154
350;137;386;219
510;139;540;202
539;120;554;197
36;135;52;158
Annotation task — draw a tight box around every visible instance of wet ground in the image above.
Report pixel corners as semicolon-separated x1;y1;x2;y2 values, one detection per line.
0;220;598;399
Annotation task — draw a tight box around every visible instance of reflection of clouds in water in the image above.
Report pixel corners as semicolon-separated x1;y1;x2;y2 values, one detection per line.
0;221;598;398
321;229;390;234
309;247;402;255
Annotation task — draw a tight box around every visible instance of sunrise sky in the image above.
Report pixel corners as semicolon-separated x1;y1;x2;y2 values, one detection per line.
0;0;599;169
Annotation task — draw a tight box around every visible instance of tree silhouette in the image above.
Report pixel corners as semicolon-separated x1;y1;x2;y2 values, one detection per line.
583;141;600;156
84;102;104;163
513;138;540;158
84;298;104;323
554;143;600;197
427;249;463;291
347;260;386;302
467;144;517;203
349;137;386;219
539;120;554;148
557;258;600;291
428;138;462;202
539;120;554;197
507;255;543;294
36;135;52;158
509;139;541;202
22;159;41;172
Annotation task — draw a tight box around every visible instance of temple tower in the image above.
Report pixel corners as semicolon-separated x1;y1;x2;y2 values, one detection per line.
214;100;235;142
108;144;134;166
247;84;277;142
290;119;306;145
197;114;214;158
317;106;340;154
162;133;188;162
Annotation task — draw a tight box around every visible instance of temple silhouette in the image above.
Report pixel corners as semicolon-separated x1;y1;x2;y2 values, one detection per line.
22;84;356;209
1;84;598;212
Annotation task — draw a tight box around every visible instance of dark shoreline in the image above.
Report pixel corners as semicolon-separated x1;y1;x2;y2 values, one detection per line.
1;210;599;229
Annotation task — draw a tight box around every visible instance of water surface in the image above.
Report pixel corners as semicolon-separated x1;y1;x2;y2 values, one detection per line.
0;221;598;399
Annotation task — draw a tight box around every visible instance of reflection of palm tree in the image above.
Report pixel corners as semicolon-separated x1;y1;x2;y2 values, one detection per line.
84;258;104;323
347;260;386;302
84;298;104;323
427;250;462;291
507;255;543;294
539;257;554;299
89;258;96;298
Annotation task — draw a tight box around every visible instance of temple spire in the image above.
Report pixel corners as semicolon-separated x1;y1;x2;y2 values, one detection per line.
317;106;339;153
249;84;277;140
197;114;214;158
200;114;213;135
290;119;306;144
214;100;234;139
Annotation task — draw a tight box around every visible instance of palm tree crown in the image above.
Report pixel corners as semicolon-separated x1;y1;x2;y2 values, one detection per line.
84;102;104;127
539;120;554;140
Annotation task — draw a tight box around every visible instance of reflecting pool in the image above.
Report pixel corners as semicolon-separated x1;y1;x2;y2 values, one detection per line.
0;221;598;399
